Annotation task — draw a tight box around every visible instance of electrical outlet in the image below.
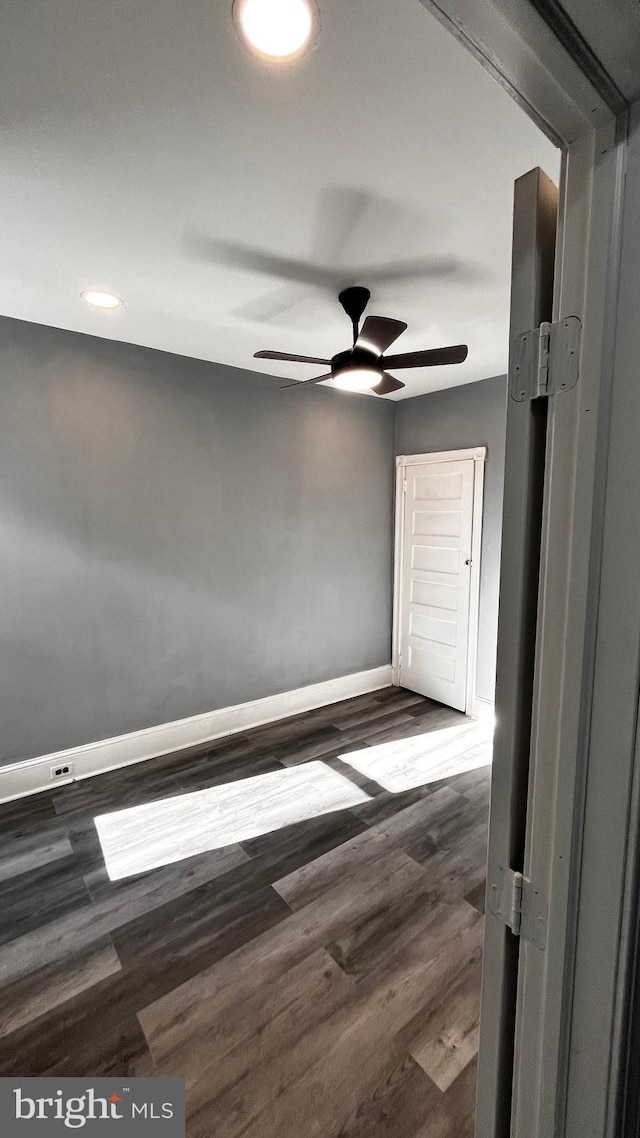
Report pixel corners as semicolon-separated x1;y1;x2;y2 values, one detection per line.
50;762;74;780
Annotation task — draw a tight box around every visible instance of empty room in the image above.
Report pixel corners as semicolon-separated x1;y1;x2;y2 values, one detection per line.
3;0;615;1134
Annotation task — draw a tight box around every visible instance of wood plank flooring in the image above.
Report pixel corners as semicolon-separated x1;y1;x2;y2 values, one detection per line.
0;687;492;1137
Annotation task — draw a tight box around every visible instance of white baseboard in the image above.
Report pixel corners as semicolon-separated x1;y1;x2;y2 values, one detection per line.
0;666;393;804
469;694;495;721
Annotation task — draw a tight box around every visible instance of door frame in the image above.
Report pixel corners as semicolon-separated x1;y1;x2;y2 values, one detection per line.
412;2;634;1137
392;446;486;716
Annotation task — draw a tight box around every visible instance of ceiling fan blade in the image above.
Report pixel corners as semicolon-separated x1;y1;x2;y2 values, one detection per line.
356;315;407;356
233;284;311;325
356;255;465;284
280;372;334;389
184;235;338;289
371;373;406;396
255;350;331;365
314;188;371;266
382;344;468;369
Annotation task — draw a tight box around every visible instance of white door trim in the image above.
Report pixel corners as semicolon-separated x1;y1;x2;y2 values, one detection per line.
397;447;487;466
392;447;486;715
415;4;632;1137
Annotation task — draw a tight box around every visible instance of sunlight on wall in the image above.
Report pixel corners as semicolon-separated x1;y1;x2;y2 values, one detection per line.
94;760;370;881
339;721;493;793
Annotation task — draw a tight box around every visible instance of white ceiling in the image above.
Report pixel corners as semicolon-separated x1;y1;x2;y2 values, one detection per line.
0;0;560;398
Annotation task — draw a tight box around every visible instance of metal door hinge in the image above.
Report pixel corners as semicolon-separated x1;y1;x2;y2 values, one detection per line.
489;865;547;949
510;316;581;402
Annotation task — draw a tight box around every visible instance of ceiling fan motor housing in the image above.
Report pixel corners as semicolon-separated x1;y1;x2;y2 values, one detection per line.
330;346;382;379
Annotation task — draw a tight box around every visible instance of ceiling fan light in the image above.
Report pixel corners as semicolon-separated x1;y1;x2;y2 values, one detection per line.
233;0;316;61
333;366;381;392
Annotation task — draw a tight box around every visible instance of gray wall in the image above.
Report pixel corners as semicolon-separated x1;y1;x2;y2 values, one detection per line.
0;317;395;765
394;375;507;702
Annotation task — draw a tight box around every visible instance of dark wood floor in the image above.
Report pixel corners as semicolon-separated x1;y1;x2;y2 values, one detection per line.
0;686;492;1137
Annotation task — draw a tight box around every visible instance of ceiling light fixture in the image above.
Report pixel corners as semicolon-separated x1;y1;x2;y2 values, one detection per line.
332;366;382;393
233;0;317;61
81;289;124;310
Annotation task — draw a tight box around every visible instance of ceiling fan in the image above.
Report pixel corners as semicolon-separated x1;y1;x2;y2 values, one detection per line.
254;286;468;396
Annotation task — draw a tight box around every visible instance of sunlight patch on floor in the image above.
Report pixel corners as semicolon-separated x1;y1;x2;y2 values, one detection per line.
340;720;493;793
95;761;371;881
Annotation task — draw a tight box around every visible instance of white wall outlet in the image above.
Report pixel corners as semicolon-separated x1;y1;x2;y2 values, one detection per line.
50;762;74;780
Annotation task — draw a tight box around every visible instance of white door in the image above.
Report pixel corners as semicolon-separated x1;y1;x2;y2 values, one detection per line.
396;454;477;712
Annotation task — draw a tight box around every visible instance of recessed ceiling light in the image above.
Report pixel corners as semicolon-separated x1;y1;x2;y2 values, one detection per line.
81;289;124;310
333;367;381;392
233;0;317;61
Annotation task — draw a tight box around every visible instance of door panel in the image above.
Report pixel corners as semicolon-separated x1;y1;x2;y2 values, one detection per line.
476;167;558;1138
399;458;474;711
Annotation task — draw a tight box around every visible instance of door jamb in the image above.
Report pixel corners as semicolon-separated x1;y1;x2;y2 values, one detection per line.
412;3;630;1136
392;447;486;716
